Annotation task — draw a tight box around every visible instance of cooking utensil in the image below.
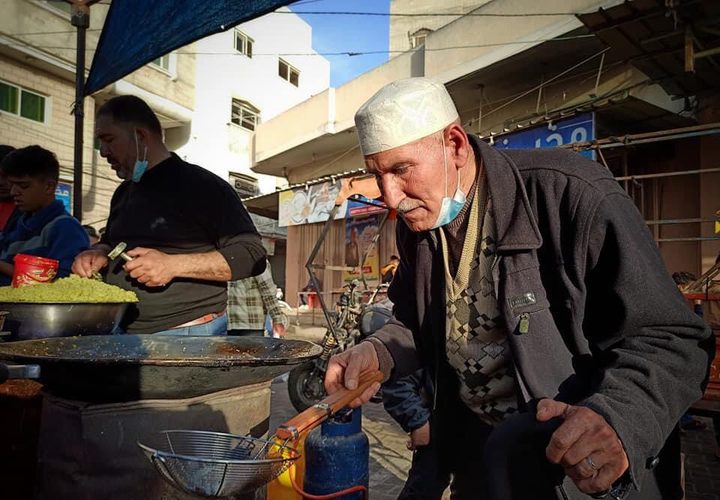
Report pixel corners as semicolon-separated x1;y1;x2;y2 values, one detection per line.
108;242;133;262
0;335;323;402
138;370;383;498
0;362;40;384
0;302;129;340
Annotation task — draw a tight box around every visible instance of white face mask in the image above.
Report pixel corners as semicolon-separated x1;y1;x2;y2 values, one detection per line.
430;134;466;229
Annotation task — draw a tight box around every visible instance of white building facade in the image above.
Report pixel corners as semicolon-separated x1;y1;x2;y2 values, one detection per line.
176;7;330;195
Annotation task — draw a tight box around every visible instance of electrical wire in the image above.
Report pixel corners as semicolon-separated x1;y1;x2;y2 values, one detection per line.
466;47;611;124
283;10;578;17
0;34;597;57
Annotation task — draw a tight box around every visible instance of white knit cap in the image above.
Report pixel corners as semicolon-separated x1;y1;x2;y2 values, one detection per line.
355;77;459;156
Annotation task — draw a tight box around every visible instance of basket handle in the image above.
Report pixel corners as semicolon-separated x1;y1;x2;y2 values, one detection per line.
276;370;383;440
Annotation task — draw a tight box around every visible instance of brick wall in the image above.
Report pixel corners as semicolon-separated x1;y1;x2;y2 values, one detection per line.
0;56;119;227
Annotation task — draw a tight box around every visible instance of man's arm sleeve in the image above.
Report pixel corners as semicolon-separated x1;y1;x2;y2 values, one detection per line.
382;371;431;432
256;267;289;328
209;183;266;280
217;233;266;281
578;193;714;487
47;220;90;276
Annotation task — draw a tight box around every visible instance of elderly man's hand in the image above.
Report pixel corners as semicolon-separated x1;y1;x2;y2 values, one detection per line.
123;247;177;287
537;399;629;495
72;247;110;277
324;342;381;408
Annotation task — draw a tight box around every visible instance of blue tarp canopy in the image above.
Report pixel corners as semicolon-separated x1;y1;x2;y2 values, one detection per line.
85;0;295;95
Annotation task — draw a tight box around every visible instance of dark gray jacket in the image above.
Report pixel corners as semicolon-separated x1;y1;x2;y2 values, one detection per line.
371;137;714;494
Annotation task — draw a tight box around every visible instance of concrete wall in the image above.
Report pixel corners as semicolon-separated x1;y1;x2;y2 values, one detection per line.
423;0;611;79
389;0;491;53
176;8;330;191
253;0;625;181
0;0;199;229
0;56;119;227
1;0;108;69
255;51;422;174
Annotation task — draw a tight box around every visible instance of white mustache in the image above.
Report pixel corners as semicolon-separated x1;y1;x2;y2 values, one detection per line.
397;200;419;214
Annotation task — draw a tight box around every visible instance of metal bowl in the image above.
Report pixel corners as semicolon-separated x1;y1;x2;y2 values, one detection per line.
0;302;129;340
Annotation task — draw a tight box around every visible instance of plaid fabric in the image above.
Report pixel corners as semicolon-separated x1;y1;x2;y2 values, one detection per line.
227;264;289;330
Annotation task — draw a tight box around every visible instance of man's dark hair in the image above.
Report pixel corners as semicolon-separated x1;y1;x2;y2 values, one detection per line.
0;145;59;181
97;95;162;135
0;145;16;163
390;255;400;261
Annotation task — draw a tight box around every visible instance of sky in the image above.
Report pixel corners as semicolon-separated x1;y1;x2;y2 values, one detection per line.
289;0;391;88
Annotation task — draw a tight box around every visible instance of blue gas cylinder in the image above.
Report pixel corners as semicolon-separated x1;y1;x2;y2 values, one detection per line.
303;408;369;499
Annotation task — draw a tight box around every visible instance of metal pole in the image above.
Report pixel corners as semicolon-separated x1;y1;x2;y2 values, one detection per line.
615;166;720;181
71;1;90;222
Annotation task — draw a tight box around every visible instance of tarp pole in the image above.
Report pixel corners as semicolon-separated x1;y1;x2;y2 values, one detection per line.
71;1;90;222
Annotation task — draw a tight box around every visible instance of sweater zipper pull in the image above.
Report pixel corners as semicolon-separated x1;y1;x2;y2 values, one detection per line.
518;313;530;335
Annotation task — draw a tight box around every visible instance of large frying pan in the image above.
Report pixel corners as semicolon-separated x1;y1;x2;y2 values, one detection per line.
0;335;322;403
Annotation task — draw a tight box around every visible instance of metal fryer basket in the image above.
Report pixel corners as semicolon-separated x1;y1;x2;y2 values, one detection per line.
139;371;384;498
138;429;299;498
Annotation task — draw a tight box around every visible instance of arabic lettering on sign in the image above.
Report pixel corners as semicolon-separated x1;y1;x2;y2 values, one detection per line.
55;182;72;213
495;112;595;160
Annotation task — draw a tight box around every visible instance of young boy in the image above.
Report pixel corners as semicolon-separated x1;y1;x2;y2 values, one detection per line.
0;145;89;285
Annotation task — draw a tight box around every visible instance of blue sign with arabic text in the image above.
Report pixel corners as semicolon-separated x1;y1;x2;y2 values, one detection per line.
55;182;72;214
495;113;595;160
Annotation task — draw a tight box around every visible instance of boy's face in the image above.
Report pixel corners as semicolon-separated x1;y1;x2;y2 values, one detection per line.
0;171;12;201
9;175;56;213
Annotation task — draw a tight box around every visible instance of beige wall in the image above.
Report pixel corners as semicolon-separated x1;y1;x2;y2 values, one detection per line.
1;0;109;68
1;0;198;229
0;56;120;227
389;0;491;55
121;50;196;112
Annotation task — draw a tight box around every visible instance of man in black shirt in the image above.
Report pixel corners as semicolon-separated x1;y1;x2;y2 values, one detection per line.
73;95;266;334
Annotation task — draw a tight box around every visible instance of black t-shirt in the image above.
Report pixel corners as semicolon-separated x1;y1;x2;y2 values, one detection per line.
102;154;263;334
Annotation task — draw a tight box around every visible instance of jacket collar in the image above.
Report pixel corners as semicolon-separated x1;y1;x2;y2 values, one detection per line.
470;136;542;251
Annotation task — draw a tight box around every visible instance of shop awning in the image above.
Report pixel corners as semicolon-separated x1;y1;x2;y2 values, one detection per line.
244;192;281;219
85;0;295;95
577;0;720;98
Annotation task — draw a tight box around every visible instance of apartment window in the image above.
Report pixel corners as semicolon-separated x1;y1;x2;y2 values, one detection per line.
278;59;299;87
409;28;433;49
229;172;260;198
234;30;254;58
231;98;260;131
0;81;47;123
43;1;72;15
151;54;171;71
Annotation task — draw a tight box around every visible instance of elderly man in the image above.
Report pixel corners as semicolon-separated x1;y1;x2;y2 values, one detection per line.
73;95;266;335
325;78;713;499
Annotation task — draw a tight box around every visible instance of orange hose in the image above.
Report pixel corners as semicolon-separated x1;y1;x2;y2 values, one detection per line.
290;471;367;500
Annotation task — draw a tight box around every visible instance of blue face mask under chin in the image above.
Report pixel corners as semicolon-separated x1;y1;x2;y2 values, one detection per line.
430;135;466;229
132;132;148;183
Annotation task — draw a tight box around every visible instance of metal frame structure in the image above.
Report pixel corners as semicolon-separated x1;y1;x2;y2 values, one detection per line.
305;196;388;339
565;122;720;244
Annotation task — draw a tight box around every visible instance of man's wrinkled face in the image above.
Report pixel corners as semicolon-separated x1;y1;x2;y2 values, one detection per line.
9;175;55;213
365;132;456;232
95;114;136;180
